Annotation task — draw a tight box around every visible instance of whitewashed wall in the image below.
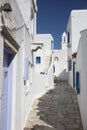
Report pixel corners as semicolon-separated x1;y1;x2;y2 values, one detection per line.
0;33;4;130
0;1;54;130
33;48;45;72
71;10;87;53
23;64;54;128
47;63;54;88
76;29;87;130
35;34;54;50
53;49;67;81
0;0;37;130
67;10;87;87
0;1;25;130
26;34;54;116
17;0;37;36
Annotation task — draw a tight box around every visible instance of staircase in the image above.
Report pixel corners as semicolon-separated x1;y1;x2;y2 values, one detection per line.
24;81;83;130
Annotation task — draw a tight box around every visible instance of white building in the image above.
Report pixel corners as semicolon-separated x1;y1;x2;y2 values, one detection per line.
0;0;37;130
30;34;54;99
75;29;87;130
67;10;87;87
33;34;54;73
53;32;68;81
0;1;55;130
17;0;37;39
66;10;87;130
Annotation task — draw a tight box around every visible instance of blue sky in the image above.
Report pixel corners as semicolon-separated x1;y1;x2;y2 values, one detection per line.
37;0;87;49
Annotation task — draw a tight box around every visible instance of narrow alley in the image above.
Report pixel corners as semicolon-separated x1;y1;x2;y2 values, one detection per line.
24;81;83;130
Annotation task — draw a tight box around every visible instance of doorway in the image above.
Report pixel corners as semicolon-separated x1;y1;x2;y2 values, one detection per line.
1;48;13;130
73;62;76;88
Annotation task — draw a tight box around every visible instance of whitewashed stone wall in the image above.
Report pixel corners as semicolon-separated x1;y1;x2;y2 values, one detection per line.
76;29;87;130
53;49;67;81
0;0;36;130
67;10;87;87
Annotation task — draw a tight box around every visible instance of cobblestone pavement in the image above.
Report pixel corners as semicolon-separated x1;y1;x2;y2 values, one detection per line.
24;81;83;130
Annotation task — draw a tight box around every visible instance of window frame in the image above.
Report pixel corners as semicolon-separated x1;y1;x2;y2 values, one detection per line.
36;56;41;64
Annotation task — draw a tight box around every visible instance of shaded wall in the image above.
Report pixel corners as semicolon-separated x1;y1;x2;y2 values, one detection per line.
76;30;87;130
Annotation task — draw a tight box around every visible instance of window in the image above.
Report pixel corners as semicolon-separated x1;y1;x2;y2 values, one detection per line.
68;58;72;71
67;32;70;43
64;37;65;43
31;8;34;20
51;40;54;50
76;71;80;95
36;57;41;64
53;65;55;73
54;57;58;61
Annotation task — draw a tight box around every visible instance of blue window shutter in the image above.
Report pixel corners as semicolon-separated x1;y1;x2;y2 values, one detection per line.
76;71;80;95
36;57;41;64
24;58;29;81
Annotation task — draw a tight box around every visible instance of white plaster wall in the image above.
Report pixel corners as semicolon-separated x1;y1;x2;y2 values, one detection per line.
9;2;32;130
0;34;4;130
76;29;87;130
0;1;25;130
23;27;33;127
71;10;87;53
33;34;53;73
23;34;54;122
11;56;17;130
29;62;54;101
16;0;31;26
15;47;24;130
11;26;32;130
33;48;45;72
0;0;35;130
61;32;67;50
47;63;54;88
35;34;54;50
67;16;73;86
23;65;54;127
17;0;37;37
67;10;87;87
0;2;53;130
53;49;67;81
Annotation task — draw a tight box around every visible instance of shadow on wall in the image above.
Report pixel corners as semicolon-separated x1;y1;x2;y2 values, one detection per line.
54;69;68;82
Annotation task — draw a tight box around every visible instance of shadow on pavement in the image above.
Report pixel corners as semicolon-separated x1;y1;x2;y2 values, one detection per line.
31;81;83;130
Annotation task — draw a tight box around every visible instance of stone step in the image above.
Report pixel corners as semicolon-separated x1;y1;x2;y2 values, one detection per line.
24;81;83;130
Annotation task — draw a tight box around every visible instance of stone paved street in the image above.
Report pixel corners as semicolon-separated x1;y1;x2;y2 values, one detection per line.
24;81;83;130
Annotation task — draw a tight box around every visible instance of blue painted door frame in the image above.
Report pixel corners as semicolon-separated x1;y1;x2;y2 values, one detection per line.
1;49;13;130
